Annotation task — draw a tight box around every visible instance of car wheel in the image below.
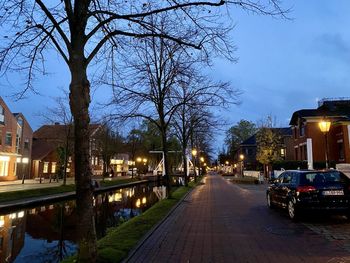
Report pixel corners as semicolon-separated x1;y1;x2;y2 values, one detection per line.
267;193;275;209
288;200;298;220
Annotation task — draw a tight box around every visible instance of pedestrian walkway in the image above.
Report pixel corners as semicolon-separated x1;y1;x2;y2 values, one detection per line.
127;173;350;263
0;175;132;193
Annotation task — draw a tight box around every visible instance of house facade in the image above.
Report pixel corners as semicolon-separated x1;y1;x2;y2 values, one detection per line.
236;127;294;170
290;98;350;169
0;97;33;181
31;123;103;179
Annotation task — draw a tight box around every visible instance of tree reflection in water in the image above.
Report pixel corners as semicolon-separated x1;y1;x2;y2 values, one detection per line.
0;183;167;263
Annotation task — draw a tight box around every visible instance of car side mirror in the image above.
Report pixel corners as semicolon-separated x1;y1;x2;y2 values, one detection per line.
269;178;277;184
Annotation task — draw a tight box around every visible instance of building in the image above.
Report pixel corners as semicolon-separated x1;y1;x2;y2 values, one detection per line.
31;123;104;179
236;127;294;170
0;97;33;181
289;98;350;169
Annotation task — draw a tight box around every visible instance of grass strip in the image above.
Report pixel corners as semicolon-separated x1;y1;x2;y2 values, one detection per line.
63;179;201;263
0;185;75;203
0;178;139;203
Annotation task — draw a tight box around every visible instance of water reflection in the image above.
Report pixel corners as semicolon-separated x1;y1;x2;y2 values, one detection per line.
0;183;166;263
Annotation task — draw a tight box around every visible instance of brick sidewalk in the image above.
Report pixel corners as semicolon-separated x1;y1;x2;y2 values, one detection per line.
127;174;350;263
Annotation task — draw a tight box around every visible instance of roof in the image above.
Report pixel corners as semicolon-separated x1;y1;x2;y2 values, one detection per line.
241;135;256;146
272;127;292;136
289;100;350;125
34;123;101;140
240;127;292;146
31;139;57;160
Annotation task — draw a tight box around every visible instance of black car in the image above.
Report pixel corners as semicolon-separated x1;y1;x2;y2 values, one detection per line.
266;170;350;220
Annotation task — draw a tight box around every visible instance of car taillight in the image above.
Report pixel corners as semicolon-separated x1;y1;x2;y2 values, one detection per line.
297;186;316;193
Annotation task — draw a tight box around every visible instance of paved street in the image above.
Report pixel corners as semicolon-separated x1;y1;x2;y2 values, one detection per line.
128;173;350;263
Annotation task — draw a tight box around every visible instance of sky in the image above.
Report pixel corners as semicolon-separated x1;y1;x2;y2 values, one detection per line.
1;0;350;153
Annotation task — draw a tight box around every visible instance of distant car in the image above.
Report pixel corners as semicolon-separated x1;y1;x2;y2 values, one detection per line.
266;170;350;220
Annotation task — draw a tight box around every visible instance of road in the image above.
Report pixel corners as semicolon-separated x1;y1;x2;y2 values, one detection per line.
127;173;350;263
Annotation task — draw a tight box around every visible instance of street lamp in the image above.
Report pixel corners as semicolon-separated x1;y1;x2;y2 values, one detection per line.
239;154;244;177
319;120;331;169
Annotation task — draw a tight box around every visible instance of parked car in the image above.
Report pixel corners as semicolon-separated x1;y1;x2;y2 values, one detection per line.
266;170;350;220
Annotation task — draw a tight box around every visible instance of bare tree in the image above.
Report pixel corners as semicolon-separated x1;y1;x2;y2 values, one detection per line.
39;92;73;185
0;1;287;261
171;73;239;184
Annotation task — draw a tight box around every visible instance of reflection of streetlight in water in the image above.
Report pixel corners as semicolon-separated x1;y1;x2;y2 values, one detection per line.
135;197;147;208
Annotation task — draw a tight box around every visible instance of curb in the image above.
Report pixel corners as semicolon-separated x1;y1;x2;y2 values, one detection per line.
123;177;205;263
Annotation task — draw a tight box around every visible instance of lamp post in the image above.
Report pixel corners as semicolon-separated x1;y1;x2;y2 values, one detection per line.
192;149;197;181
239;154;244;177
319;120;331;169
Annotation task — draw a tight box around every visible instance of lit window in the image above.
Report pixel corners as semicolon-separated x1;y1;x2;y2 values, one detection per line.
0;216;4;227
9;213;16;219
43;162;49;173
51;162;56;173
0;156;9;177
280;148;285;156
17;211;24;218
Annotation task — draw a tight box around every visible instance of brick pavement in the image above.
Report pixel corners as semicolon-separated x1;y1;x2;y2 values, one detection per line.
127;174;350;263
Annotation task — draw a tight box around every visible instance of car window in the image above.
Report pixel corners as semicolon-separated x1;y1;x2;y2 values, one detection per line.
291;173;298;184
276;173;284;183
282;173;292;184
301;171;346;185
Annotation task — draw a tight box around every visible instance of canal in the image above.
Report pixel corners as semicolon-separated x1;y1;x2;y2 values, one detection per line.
0;182;167;263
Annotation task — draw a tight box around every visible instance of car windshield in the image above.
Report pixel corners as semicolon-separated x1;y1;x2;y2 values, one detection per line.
300;171;346;185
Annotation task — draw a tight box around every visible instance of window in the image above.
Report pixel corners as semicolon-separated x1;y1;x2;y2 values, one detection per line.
51;162;56;173
282;173;292;184
16;118;23;153
338;142;345;160
299;125;305;137
291;173;298;184
43;162;49;173
5;132;12;146
280;148;285;158
24;138;29;149
0;105;4;125
16;134;21;153
0;156;9;176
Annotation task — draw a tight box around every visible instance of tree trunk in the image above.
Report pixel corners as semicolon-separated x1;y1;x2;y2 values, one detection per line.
69;60;97;262
182;147;188;186
160;126;171;195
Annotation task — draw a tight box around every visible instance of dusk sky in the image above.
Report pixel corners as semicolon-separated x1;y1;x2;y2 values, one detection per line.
1;1;350;152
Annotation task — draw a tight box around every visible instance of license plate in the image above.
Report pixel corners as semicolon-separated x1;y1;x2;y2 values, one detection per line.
322;190;344;196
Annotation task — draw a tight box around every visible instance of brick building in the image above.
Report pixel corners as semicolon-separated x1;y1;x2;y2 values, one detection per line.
289;98;350;169
0;97;33;181
31;123;103;179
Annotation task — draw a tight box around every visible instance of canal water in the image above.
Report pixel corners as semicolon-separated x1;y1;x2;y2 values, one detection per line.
0;183;167;263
